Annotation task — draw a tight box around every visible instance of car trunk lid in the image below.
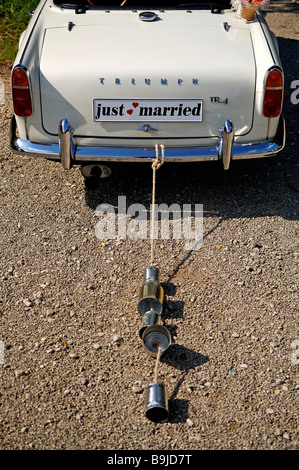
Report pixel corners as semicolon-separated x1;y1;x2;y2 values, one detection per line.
39;15;256;139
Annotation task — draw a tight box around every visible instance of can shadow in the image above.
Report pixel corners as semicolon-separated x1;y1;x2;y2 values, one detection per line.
161;282;184;320
161;343;209;423
163;300;184;320
163;343;209;372
168;398;189;424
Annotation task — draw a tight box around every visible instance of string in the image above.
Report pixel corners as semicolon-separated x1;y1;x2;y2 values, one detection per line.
150;145;165;383
154;345;163;383
150;144;165;266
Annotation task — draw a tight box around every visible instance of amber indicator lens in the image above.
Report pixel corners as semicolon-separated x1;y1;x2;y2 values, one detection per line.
266;69;283;88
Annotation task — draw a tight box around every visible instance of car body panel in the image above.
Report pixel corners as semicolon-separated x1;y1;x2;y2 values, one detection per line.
39;19;256;139
10;1;285;169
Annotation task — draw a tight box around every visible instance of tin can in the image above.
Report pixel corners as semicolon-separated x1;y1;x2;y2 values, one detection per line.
145;382;169;423
142;324;171;357
139;310;161;338
137;266;164;316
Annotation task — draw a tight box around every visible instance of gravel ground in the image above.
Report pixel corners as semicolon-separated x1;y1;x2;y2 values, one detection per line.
0;3;298;452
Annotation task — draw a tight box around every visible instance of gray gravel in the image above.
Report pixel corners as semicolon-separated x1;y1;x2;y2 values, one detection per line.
0;3;298;450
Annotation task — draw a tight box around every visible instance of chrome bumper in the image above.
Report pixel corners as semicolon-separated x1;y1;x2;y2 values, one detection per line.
10;116;285;170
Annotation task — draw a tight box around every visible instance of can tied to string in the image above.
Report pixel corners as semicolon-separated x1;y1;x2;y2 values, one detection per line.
142;324;171;358
137;266;164;316
143;145;170;423
145;381;169;423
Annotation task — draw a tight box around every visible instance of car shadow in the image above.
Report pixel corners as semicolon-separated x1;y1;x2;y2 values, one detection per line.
84;153;297;221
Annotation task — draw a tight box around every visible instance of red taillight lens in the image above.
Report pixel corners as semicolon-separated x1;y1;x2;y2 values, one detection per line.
263;68;283;118
12;66;32;117
264;89;283;118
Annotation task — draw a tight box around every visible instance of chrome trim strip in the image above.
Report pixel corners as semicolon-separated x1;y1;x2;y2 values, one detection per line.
10;116;285;165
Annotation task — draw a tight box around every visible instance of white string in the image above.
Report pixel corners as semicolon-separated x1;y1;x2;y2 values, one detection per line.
150;144;165;266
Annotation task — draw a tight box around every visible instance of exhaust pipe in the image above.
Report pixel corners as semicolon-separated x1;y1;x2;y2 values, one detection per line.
81;164;111;179
81;164;111;189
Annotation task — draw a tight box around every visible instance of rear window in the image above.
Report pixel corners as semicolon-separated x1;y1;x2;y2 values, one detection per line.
53;1;231;10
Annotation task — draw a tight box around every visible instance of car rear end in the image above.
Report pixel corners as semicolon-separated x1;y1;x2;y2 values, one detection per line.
11;0;285;170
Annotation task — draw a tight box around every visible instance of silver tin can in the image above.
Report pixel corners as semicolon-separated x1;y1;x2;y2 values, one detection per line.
145;382;169;423
142;324;171;357
139;310;161;338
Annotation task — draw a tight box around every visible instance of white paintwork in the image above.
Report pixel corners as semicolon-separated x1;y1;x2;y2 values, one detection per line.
12;1;284;154
39;18;255;139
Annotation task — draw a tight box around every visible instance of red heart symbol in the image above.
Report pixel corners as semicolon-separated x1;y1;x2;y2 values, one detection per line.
127;109;133;115
132;102;139;108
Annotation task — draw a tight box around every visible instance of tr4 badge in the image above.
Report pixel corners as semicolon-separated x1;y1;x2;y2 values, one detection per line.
210;96;229;104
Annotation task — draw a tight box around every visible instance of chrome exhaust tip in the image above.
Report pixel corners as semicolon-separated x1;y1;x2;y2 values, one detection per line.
81;164;111;179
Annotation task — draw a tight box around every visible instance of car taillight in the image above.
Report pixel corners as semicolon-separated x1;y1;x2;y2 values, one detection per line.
263;67;283;118
12;66;32;117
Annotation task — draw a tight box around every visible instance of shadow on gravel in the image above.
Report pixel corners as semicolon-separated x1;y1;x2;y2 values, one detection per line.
84;151;298;228
264;1;299;13
162;344;209;423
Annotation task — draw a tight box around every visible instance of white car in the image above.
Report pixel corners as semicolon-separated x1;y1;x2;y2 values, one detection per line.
10;0;285;172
